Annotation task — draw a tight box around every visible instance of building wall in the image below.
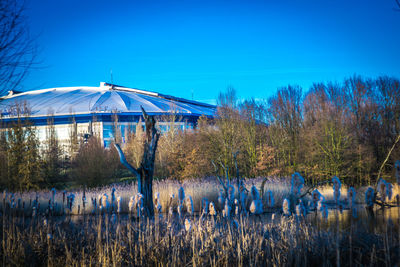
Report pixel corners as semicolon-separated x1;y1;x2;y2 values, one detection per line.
1;113;198;157
102;121;190;147
34;121;103;155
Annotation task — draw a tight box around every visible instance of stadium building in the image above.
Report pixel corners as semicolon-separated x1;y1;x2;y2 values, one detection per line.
0;82;216;148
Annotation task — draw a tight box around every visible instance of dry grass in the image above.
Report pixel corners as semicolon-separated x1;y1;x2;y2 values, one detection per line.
1;177;399;266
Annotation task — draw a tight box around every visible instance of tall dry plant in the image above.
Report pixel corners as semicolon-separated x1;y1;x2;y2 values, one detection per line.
123;118;144;169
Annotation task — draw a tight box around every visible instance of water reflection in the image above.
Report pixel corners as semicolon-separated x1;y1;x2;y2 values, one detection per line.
314;205;399;233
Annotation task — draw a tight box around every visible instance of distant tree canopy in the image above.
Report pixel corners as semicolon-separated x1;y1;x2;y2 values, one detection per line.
153;75;400;186
265;76;400;184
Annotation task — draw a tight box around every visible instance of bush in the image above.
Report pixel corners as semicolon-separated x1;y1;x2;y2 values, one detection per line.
71;136;121;187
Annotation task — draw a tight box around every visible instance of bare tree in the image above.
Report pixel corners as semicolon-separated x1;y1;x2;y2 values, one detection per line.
267;85;303;174
114;107;160;217
0;0;36;96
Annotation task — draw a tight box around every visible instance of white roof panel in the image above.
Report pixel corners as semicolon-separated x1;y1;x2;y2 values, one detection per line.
0;83;216;118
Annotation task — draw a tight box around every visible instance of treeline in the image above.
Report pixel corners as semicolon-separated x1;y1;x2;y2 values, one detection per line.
0;104;122;190
0;75;399;190
150;75;400;185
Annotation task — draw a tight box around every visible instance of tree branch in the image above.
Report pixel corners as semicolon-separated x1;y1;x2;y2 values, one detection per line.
233;150;239;179
140;105;149;122
218;159;230;186
211;160;228;194
114;143;140;180
374;199;399;208
299;180;331;198
0;0;38;95
375;133;400;190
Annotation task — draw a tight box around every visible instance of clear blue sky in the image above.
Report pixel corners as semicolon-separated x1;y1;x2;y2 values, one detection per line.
22;0;400;104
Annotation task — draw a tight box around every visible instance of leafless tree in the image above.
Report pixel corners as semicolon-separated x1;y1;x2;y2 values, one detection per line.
0;0;36;96
115;107;160;217
395;0;400;11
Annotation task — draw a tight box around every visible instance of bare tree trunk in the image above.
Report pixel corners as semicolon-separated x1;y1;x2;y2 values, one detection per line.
114;107;160;217
139;168;155;217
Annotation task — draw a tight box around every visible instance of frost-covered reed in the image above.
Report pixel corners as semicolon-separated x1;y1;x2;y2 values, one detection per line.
347;187;356;207
282;198;291;216
117;196;122;214
1;175;395;218
249;186;263;215
311;189;324;210
332;176;341;204
209;202;216;216
365;187;375;208
290;172;304;197
185;195;194;216
295;200;306;217
154;192;162;215
201;198;209;215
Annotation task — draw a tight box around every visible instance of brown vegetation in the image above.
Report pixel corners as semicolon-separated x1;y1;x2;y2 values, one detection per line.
0;75;399;190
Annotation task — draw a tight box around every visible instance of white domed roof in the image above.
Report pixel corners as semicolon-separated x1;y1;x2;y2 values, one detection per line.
0;83;216;118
